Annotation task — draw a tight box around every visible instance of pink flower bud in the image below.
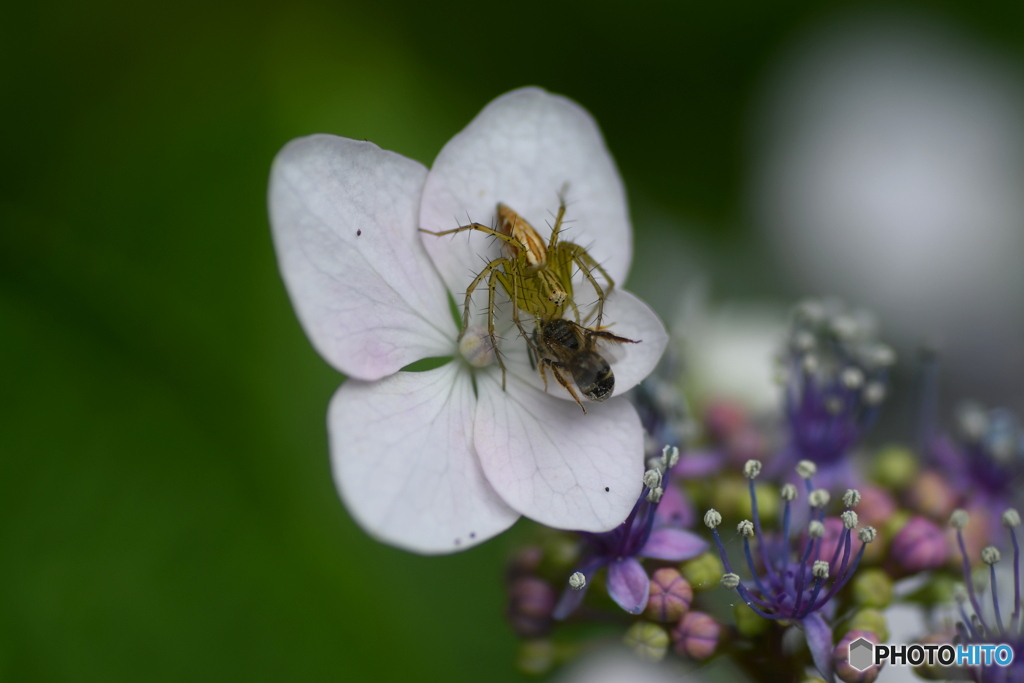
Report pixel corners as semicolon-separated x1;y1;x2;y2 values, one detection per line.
506;576;556;638
670;610;720;660
890;516;949;574
905;469;957;520
644;568;693;623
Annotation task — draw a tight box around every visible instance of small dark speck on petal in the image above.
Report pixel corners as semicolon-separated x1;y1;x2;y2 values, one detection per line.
605;487;610;492
454;538;461;546
469;532;476;539
356;229;362;236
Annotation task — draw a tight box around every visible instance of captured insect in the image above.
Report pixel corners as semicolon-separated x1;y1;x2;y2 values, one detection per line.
532;317;638;413
420;196;616;387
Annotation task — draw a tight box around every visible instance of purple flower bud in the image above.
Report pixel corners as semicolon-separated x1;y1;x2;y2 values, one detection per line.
644;568;693;623
670;610;720;660
506;576;557;638
834;629;883;683
889;516;949;574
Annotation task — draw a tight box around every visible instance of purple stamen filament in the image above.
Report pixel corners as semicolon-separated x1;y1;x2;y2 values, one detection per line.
957;527;986;621
990;563;1005;636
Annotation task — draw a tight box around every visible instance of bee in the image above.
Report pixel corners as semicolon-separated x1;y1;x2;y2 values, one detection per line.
532;318;638;413
421;194;616;388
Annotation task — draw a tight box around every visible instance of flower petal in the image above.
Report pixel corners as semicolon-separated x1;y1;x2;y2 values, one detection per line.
501;289;668;402
802;612;836;683
607;558;650;614
474;371;643;532
641;528;708;561
270;135;456;381
328;362;518;554
672;450;723;479
653;483;694;529
420;87;633;300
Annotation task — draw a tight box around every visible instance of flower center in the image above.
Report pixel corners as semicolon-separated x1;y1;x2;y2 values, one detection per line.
459;325;498;368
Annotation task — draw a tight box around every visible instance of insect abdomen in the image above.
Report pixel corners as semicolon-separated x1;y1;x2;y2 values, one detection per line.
573;350;614;402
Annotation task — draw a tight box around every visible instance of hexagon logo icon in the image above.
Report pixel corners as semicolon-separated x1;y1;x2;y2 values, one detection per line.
849;637;874;671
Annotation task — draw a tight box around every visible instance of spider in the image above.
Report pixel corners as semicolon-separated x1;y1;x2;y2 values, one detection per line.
421;196;615;387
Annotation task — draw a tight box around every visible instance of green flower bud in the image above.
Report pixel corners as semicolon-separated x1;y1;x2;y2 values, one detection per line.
870;444;917;489
680;551;725;592
516;640;555;676
842;608;889;643
738;482;779;522
882;510;911;540
733;600;769;637
852;568;893;608
624;621;669;662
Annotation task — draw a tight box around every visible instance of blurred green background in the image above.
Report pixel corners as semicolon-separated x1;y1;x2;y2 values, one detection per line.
3;1;1023;681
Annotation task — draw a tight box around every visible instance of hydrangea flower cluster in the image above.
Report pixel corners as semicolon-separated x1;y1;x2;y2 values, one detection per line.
777;300;894;477
704;459;876;681
932;404;1024;526
951;508;1024;683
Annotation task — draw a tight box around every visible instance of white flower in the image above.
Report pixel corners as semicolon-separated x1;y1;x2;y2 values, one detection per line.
269;87;668;554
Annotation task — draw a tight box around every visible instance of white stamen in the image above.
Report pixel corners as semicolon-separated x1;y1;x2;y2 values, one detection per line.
957;403;989;442
743;460;762;479
802;354;819;374
863;382;886;405
841;510;858;530
796;460;817;479
793;330;815;352
568;572;586;591
704;509;722;529
780;483;798;501
950;509;969;529
872;344;896;367
841;367;864;389
662;445;679;468
1003;509;1021;528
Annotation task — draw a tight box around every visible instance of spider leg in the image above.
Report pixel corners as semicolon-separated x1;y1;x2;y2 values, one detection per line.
420;223;527;253
485;265;509;390
546;195;568;250
496;269;534;351
568;246;615;328
461;257;507;336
